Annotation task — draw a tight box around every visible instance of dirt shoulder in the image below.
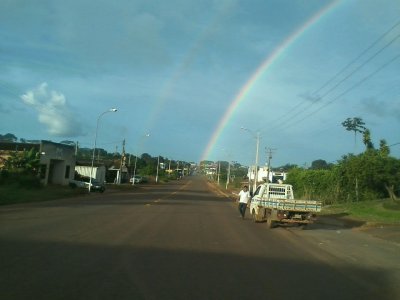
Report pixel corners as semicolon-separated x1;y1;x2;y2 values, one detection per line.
315;214;400;245
209;180;400;245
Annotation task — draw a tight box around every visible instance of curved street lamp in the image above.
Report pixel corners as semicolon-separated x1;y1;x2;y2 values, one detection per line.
89;108;117;192
241;127;261;193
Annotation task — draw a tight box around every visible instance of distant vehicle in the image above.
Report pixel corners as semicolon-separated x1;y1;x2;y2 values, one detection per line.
69;177;105;193
130;175;146;184
87;178;105;193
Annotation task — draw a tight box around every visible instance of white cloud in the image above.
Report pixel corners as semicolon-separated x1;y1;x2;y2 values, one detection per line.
20;82;83;137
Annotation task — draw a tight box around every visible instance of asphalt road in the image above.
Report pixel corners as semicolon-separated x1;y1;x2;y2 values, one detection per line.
1;176;399;300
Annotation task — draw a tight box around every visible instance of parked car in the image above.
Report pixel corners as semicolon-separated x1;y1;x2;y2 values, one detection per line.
87;178;105;193
69;178;105;193
130;175;143;183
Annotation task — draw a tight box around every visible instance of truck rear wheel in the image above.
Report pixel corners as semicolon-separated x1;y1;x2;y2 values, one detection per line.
298;224;308;230
266;214;275;229
252;209;260;223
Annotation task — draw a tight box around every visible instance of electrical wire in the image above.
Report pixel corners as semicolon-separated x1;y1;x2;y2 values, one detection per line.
281;53;400;130
267;19;400;128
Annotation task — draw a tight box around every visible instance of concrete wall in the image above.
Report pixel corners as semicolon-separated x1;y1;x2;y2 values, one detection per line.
39;141;76;186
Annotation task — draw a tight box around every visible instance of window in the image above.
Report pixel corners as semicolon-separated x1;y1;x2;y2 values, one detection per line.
253;186;261;196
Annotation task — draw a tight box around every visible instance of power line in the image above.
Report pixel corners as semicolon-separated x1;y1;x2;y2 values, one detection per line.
312;19;400;96
281;53;400;130
288;31;400;126
315;32;400;101
278;31;400;128
268;19;400;129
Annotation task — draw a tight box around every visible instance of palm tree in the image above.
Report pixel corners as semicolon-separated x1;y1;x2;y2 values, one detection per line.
362;129;374;151
341;117;366;150
379;139;390;157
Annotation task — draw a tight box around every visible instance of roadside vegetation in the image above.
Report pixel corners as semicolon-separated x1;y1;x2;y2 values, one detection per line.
203;118;400;225
285;118;399;205
0;134;193;205
0;184;87;206
1;119;399;226
0;148;86;205
321;200;400;225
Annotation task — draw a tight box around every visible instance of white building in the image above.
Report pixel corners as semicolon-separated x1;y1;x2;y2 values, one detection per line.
75;165;106;183
248;165;287;183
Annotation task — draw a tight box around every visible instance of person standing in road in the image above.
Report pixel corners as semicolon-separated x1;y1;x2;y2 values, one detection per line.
237;185;251;219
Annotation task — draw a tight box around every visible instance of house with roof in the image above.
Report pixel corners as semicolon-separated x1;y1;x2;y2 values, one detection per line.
0;140;76;186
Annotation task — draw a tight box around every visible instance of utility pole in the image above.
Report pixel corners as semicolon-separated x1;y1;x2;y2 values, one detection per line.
240;127;261;193
75;141;79;156
225;161;231;190
156;155;160;183
118;139;125;184
217;161;221;184
132;155;138;186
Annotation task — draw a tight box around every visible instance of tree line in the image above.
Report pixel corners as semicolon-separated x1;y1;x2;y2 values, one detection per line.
0;134;193;184
1;118;399;201
286;117;399;204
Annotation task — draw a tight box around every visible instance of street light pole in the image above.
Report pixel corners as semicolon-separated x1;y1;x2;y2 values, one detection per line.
132;154;138;186
217;161;220;184
89;108;117;192
225;160;231;190
156;155;160;183
241;127;261;193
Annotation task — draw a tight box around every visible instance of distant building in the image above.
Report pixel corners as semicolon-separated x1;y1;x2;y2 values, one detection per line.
108;164;129;184
248;166;287;183
75;165;106;183
39;141;76;185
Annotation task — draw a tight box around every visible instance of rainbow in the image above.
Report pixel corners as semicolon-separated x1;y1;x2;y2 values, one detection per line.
200;0;342;162
144;4;235;142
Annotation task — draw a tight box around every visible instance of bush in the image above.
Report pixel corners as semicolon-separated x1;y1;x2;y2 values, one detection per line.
0;171;41;189
0;170;10;184
285;152;400;204
286;168;341;205
17;174;42;189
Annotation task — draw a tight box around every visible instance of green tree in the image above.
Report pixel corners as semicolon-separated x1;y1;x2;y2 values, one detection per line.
337;151;400;201
0;133;18;142
286;167;340;204
310;159;329;170
276;163;298;172
362;129;374;151
3;148;40;174
379;139;390;157
342;117;366;149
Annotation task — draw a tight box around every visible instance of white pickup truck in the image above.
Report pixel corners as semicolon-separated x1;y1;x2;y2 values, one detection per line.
249;183;322;228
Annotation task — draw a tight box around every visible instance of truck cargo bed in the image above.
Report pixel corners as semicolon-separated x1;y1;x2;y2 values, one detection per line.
255;199;322;212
